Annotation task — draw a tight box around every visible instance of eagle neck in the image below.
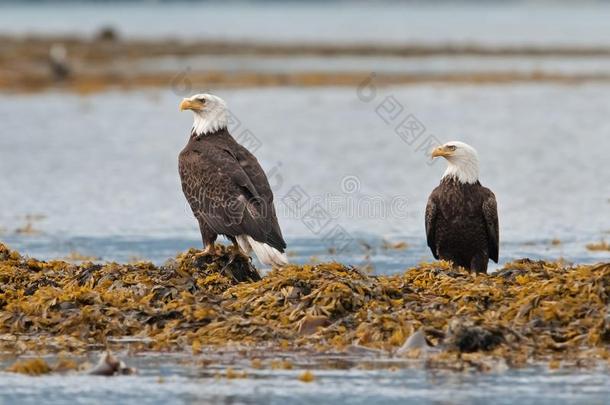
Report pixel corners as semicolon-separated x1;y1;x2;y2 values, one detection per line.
191;126;230;140
441;176;480;188
442;158;479;184
192;110;228;137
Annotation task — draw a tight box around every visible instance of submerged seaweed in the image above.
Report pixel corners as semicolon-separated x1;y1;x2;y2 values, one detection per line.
0;244;608;370
586;240;610;252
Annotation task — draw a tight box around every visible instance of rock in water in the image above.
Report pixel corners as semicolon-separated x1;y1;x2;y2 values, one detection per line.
86;352;136;376
397;328;431;355
446;319;504;353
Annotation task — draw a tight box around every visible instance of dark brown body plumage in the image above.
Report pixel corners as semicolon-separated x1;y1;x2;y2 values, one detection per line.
178;128;286;252
425;177;499;274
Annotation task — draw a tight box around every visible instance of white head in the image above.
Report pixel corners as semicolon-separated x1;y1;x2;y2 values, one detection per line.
431;141;480;184
179;93;228;136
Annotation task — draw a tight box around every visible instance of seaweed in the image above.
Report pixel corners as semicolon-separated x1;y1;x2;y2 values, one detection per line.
0;243;608;370
298;370;315;382
6;358;52;375
586;240;610;252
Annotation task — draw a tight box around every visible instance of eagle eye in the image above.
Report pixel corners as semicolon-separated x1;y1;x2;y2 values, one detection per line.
447;145;457;151
198;98;206;104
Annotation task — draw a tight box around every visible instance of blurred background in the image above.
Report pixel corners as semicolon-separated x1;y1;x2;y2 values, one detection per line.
0;0;609;272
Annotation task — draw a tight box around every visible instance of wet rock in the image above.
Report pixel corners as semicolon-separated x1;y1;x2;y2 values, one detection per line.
298;315;330;335
96;26;119;42
397;329;431;355
86;352;136;376
446;319;505;353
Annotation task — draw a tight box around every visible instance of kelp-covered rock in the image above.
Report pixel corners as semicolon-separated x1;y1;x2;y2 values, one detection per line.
0;244;608;368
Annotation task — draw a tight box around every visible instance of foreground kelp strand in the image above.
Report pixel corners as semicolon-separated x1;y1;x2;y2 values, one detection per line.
0;244;608;369
5;351;135;376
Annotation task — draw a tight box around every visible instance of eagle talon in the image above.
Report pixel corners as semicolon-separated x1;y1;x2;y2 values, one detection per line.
202;244;216;256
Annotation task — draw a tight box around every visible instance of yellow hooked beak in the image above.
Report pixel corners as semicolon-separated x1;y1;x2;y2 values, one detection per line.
431;145;453;159
179;99;204;112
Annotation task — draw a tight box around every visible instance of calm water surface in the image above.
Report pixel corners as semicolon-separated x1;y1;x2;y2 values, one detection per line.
2;2;610;47
131;54;610;76
0;354;609;405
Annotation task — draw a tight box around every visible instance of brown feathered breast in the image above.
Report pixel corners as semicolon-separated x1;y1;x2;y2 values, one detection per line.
425;177;499;273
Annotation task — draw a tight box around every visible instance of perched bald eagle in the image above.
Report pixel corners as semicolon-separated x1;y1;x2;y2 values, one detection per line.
178;93;288;267
425;141;499;274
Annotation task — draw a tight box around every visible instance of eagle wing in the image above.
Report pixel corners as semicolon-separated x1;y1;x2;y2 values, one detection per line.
229;142;286;250
425;192;439;259
482;190;499;263
179;142;286;252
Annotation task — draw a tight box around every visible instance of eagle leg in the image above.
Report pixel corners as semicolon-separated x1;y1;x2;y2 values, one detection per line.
202;243;216;255
227;236;241;253
470;252;489;274
198;219;217;255
226;236;251;262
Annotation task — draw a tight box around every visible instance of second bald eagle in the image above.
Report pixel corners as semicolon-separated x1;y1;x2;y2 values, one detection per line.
426;141;499;274
179;94;287;267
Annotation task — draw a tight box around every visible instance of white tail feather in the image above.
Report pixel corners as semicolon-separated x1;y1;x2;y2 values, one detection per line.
236;235;288;268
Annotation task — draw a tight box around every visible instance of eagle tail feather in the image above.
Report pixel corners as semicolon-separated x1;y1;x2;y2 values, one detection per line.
236;235;288;268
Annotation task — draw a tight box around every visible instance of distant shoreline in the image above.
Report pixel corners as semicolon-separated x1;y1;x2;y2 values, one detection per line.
4;35;610;93
8;34;610;58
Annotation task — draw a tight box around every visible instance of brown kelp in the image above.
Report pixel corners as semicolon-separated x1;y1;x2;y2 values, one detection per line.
0;244;608;369
586;240;610;252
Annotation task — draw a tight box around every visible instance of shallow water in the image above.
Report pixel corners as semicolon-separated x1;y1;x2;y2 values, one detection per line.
0;354;609;405
0;85;609;271
129;54;610;76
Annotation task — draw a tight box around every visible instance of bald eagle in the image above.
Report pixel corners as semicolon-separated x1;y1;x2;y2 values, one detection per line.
425;141;499;274
178;93;288;267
